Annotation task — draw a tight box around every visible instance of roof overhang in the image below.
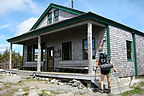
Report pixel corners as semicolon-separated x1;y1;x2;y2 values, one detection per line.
7;12;144;44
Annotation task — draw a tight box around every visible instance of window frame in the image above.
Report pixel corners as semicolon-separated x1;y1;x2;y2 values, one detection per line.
48;12;52;24
54;9;59;22
82;38;95;60
126;40;133;61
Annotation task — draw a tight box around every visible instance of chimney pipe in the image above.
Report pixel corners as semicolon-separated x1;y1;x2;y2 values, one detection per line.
72;0;73;8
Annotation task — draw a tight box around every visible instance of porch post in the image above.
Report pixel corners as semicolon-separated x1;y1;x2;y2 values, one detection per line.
37;36;41;72
9;43;12;70
87;22;93;75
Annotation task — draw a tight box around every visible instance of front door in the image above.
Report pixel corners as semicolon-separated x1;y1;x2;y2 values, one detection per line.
47;47;54;71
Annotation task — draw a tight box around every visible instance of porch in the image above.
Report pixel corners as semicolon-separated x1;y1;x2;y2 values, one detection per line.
8;19;107;75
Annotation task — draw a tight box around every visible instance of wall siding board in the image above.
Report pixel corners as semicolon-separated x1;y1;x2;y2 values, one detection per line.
109;26;135;77
135;34;144;75
36;8;78;29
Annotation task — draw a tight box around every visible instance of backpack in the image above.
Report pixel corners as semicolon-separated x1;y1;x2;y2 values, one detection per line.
99;53;113;70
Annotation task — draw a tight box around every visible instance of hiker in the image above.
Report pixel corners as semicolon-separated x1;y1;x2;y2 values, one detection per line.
96;53;116;93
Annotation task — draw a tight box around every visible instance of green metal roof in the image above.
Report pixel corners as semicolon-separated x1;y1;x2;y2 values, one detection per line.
7;4;144;43
30;3;85;30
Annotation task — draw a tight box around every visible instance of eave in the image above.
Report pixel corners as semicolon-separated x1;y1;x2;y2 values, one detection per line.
7;12;144;43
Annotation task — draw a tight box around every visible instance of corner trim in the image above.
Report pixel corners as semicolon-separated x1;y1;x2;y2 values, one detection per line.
132;33;138;76
107;25;111;57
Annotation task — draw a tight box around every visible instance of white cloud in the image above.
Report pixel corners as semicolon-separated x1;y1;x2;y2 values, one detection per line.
0;0;42;16
0;24;11;29
16;17;38;36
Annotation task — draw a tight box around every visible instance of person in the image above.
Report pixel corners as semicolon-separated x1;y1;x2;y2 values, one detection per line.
96;53;116;93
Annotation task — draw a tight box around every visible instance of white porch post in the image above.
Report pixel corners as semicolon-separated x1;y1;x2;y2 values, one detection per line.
9;43;12;70
87;23;93;75
37;36;41;72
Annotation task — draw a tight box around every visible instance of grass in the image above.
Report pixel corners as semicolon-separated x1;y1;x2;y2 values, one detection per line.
41;90;60;96
122;82;144;96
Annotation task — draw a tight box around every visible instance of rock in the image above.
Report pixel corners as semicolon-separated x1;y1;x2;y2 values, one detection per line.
0;76;21;84
28;90;42;96
44;90;55;95
50;79;56;84
0;83;4;89
13;91;26;96
54;80;59;85
39;78;45;81
58;82;64;86
50;79;59;84
70;79;77;83
78;83;85;89
141;86;144;90
56;93;74;96
72;81;81;87
45;78;49;81
29;86;36;90
18;88;23;92
0;69;5;72
0;88;10;95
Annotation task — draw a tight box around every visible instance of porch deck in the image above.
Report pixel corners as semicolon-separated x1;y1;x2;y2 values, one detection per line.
6;69;100;83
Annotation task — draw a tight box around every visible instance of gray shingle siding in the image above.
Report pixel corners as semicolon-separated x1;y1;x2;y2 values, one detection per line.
135;34;144;75
109;26;135;77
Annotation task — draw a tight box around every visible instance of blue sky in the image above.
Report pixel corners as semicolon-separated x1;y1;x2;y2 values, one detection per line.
0;0;144;55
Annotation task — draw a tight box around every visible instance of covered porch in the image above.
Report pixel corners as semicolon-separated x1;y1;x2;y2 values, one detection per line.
8;19;107;75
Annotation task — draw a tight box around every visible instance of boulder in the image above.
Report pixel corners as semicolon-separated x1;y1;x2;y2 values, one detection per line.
50;79;56;84
28;90;42;96
50;79;59;84
18;88;23;92
0;76;21;84
0;83;3;89
29;86;36;90
72;81;81;87
13;92;27;96
78;83;85;89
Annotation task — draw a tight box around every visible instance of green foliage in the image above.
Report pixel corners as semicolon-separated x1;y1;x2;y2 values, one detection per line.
0;49;23;68
122;82;144;96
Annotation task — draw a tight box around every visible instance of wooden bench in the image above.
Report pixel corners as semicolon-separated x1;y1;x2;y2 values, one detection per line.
55;60;89;70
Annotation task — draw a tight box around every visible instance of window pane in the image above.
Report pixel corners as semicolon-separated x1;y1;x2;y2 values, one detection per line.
43;49;45;61
49;19;52;24
127;41;131;50
48;12;52;19
55;16;58;22
83;39;95;60
34;49;38;61
54;10;59;17
54;10;59;22
84;40;88;49
92;39;95;49
62;42;72;60
127;51;131;59
48;12;52;24
27;45;32;61
126;41;132;60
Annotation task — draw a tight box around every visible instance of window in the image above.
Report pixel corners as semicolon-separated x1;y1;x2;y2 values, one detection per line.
42;49;46;62
27;45;32;61
126;41;133;61
83;39;95;60
48;12;52;24
54;10;59;22
33;45;45;62
62;42;72;60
